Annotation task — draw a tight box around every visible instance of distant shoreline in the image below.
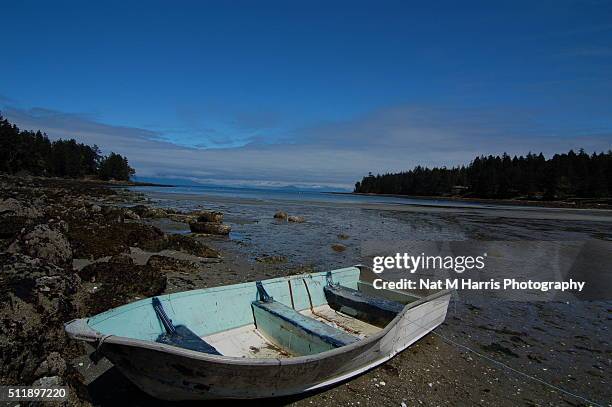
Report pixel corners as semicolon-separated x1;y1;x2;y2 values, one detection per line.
332;191;612;210
2;174;176;188
113;180;175;187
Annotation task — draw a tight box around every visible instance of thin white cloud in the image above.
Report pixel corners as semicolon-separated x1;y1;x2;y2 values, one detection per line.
2;104;611;190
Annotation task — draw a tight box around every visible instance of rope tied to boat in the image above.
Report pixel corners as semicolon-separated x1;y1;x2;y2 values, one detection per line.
91;334;113;364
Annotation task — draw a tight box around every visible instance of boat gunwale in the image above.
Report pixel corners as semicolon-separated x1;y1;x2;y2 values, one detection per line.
84;269;346;325
66;289;452;366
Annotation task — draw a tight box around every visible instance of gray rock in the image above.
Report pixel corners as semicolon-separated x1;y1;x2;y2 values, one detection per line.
0;197;44;218
34;352;67;377
331;243;347;252
189;221;231;235
196;210;224;223
108;253;134;265
273;211;288;220
123;208;140;220
32;375;62;387
8;222;73;266
0;253;78;384
288;215;305;223
131;205;168;218
167;213;197;223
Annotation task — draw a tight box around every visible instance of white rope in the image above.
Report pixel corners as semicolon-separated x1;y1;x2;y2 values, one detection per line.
422;325;604;407
96;334;113;352
90;334;114;365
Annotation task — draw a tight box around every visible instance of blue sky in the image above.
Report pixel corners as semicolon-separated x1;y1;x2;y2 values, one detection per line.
1;1;611;189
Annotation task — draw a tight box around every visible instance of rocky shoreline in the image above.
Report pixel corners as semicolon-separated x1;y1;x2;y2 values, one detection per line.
0;175;250;405
0;175;331;406
1;175;609;407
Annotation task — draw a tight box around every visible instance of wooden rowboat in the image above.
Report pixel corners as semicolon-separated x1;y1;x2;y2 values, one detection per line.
65;265;451;400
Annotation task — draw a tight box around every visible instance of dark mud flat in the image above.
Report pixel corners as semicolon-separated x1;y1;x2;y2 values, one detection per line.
1;175;610;406
140;189;611;406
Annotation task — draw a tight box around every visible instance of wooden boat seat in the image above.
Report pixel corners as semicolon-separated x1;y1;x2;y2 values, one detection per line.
324;284;405;328
252;299;359;355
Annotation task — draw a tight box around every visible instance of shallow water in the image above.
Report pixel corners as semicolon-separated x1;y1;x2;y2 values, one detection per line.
135;186;612;272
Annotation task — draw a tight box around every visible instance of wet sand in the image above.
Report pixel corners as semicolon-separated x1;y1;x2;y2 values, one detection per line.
129;188;611;406
338;191;612;210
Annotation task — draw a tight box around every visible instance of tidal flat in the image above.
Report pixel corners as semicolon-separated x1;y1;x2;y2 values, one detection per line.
1;176;610;406
137;187;611;406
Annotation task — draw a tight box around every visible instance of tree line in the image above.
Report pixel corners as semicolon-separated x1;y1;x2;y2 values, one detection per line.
0;113;135;181
354;150;612;200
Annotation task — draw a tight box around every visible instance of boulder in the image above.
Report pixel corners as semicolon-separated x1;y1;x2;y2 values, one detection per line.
69;222;221;260
69;223;129;259
123;208;140;220
151;207;169;218
126;224;165;246
130;205;168;218
32;375;62;387
78;261;166;315
274;211;305;223
68;222;164;259
34;352;67;377
8;222;73;266
331;243;347;252
167;213;198;224
0;253;79;384
107;253;134;265
273;211;288;220
189;221;231;235
0;197;44;218
197;211;224;223
164;234;220;257
100;205;126;223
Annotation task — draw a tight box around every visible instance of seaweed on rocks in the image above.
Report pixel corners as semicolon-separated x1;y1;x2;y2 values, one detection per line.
0;253;79;384
78;258;167;315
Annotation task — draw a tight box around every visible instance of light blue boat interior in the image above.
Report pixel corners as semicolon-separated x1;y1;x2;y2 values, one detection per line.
88;267;361;343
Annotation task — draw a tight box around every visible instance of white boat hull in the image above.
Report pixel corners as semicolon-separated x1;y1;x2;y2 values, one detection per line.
74;290;450;400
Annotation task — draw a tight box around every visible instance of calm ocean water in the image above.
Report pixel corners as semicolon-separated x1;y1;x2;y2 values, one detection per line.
130;184;499;209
